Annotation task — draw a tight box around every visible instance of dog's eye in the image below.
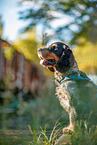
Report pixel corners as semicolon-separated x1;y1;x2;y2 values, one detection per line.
49;44;58;51
49;46;55;50
53;46;56;49
53;46;58;50
51;44;58;50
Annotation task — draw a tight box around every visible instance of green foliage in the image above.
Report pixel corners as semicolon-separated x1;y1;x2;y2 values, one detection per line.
28;119;61;145
4;46;15;60
39;121;61;144
28;120;97;145
13;29;39;62
0;15;3;37
28;125;41;145
71;121;97;145
18;0;97;45
73;40;97;74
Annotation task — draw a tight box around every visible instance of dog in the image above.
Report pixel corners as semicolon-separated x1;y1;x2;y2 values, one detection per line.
38;42;97;133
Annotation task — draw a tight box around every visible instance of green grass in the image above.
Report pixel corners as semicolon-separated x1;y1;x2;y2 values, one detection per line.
28;119;62;145
0;76;97;145
28;120;97;145
71;121;97;145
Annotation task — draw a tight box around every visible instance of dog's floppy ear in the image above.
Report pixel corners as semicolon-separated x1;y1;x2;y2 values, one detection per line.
55;47;75;73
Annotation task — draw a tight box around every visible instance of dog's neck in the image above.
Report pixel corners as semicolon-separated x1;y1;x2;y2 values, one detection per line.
55;61;80;82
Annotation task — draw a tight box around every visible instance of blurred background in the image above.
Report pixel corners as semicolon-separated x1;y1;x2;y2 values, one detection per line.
0;0;97;144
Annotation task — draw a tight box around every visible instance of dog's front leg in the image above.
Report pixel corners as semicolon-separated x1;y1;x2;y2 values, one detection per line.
63;107;76;133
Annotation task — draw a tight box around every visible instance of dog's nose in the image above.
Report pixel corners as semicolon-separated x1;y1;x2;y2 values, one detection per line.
38;48;45;53
38;48;42;52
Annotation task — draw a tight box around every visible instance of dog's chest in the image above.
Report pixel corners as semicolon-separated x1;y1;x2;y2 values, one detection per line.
56;81;72;113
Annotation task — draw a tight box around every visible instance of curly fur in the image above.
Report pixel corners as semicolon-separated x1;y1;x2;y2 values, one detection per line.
38;42;97;133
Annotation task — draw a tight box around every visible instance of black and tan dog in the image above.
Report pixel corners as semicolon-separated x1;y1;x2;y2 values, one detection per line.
38;42;97;133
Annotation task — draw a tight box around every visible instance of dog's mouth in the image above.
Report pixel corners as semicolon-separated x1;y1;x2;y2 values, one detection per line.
37;48;59;72
39;56;56;67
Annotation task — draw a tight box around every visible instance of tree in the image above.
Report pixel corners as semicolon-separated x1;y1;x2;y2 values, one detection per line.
18;0;97;45
73;38;97;74
13;28;39;62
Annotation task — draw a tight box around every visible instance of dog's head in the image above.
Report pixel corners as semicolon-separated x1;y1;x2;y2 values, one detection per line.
37;42;75;73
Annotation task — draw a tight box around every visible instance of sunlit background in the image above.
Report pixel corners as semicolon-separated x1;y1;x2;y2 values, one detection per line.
0;0;97;144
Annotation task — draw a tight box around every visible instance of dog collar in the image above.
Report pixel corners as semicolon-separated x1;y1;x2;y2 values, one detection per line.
59;75;97;88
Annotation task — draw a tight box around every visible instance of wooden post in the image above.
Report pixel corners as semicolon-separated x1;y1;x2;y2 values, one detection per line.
0;38;4;80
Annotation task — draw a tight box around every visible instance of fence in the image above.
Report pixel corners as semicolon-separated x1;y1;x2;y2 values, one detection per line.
0;38;45;98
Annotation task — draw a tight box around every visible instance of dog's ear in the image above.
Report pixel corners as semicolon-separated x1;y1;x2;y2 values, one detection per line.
55;47;75;73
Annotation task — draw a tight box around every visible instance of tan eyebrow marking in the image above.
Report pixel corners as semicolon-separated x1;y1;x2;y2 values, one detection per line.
52;44;58;50
52;44;57;47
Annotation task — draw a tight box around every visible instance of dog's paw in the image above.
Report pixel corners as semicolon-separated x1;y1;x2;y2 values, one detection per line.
55;134;71;145
63;125;74;133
